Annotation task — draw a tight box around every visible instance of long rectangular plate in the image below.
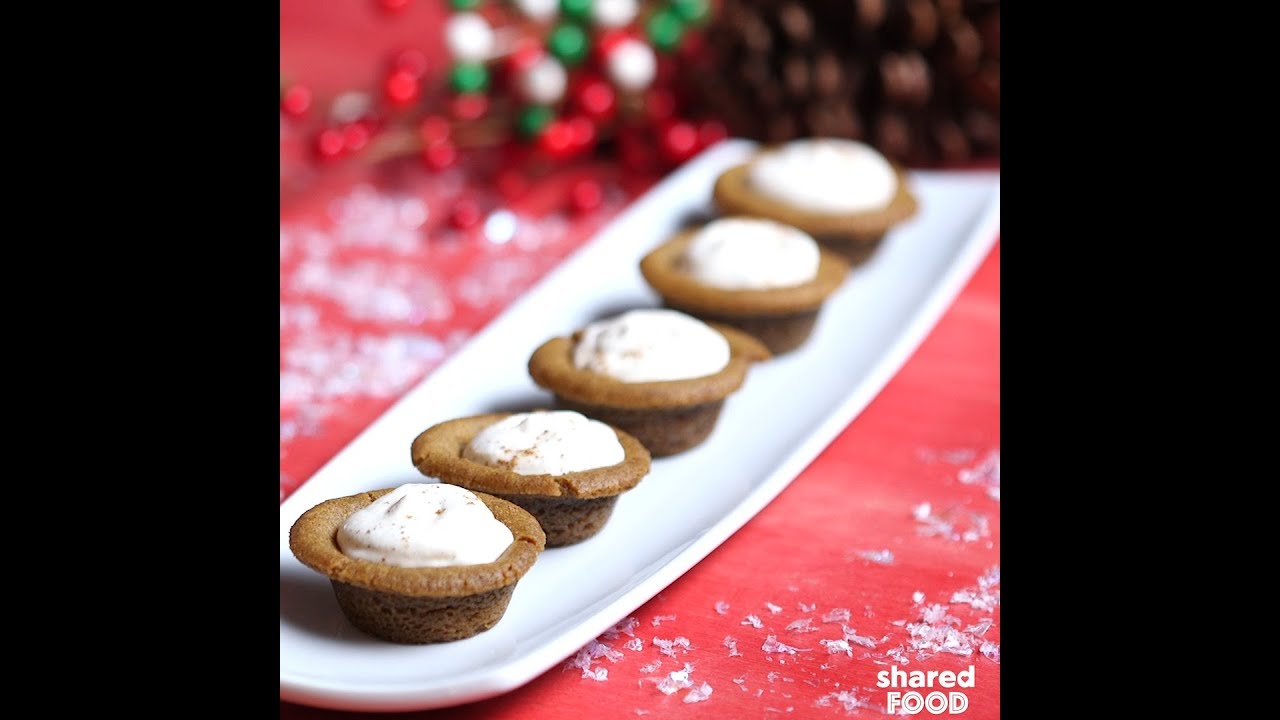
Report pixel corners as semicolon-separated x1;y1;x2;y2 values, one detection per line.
280;139;1000;711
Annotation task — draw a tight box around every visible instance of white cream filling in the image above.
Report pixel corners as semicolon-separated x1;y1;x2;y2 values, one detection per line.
572;309;730;383
464;410;625;475
682;217;820;289
336;483;512;568
748;138;898;214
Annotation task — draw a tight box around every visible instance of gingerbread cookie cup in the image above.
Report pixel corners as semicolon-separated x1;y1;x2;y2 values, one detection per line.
412;413;651;547
640;229;850;354
289;488;545;644
712;162;918;266
527;324;770;456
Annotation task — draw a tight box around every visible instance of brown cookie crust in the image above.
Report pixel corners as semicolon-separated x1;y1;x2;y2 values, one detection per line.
289;488;545;597
820;235;886;267
667;307;819;356
330;581;517;644
712;161;918;240
494;493;620;547
528;322;771;410
639;228;850;317
554;397;725;457
411;412;651;499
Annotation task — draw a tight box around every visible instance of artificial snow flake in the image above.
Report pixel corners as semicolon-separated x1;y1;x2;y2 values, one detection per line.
816;690;860;712
842;626;878;648
822;608;851;623
601;616;640;639
683;682;713;703
762;635;808;654
854;549;896;565
913;503;990;543
653;636;691;657
980;565;1000;589
724;636;742;657
965;619;994;636
821;639;853;657
958;449;1000;488
785;618;817;633
655;663;697;695
943;448;978;464
981;641;1001;663
564;639;624;678
950;588;1000;612
922;604;949;624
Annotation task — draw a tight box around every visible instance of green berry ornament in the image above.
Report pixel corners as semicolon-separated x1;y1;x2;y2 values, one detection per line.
450;62;490;93
517;105;555;138
671;0;709;25
548;22;589;65
646;8;684;52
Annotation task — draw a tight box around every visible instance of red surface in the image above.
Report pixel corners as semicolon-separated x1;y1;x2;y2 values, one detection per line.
281;242;1000;719
281;4;999;717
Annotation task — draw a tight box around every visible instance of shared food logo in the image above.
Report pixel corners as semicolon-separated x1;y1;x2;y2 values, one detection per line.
878;664;975;715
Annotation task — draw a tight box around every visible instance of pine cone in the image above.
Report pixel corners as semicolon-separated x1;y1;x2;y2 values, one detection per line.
688;0;999;165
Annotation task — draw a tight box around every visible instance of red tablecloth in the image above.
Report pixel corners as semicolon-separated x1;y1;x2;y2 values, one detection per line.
281;4;999;717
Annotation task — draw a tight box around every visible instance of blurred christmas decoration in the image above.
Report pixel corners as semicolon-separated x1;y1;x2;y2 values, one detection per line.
688;0;1000;165
280;0;724;192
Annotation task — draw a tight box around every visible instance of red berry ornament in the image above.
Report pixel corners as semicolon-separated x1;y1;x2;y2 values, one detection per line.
281;85;312;119
575;76;617;121
567;115;597;153
568;179;603;214
343;123;370;152
538;119;577;159
508;40;545;76
423;141;457;170
451;93;489;120
385;69;421;107
451;200;482;230
419;115;451;145
497;169;529;200
595;29;631;60
315;128;346;160
392;49;429;78
659;120;698;164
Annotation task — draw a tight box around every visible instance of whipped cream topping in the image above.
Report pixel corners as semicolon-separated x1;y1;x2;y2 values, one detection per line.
464;411;625;475
748;138;898;214
682;217;820;289
572;309;730;383
336;483;513;568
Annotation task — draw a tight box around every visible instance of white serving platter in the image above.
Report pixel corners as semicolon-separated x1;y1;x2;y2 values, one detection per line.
280;139;1000;711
